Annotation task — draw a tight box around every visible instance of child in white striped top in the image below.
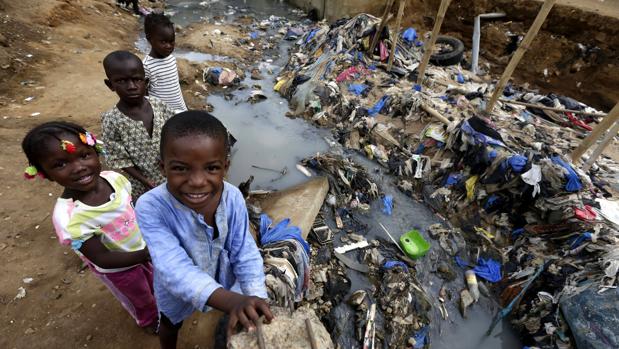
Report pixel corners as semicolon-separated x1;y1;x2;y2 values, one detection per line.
143;12;187;113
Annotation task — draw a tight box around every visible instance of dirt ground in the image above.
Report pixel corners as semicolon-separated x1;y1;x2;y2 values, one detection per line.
0;0;215;348
0;0;617;348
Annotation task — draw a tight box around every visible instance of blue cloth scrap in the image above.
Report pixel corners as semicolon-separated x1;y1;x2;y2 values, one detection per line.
402;28;417;43
483;194;501;211
512;228;525;238
382;195;393;215
569;232;592;249
416;41;424;47
368;64;377;71
413;84;422;92
249;31;259;39
460;120;506;147
456;73;465;84
348;83;368;95
260;214;310;254
367;95;389;116
444;173;463;187
487;149;498;162
383;260;409;272
305;28;318;43
412;325;429;348
551;156;583;192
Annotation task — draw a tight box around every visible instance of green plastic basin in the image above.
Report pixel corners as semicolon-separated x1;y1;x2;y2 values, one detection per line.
399;229;431;259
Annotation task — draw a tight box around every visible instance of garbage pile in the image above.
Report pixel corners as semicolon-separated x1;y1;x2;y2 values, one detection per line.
274;13;619;349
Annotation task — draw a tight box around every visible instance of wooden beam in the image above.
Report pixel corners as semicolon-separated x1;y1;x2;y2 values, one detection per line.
498;98;606;117
421;103;451;125
387;0;406;71
582;121;619;171
572;102;619;162
485;0;557;113
416;0;452;85
369;0;395;55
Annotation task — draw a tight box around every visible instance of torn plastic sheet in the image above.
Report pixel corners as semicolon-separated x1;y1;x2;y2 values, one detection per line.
595;198;619;229
460;120;505;147
521;164;542;197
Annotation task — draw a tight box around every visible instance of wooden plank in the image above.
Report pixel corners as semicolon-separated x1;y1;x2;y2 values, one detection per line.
369;0;395;54
485;0;557;113
572;102;619;162
416;0;452;85
387;0;406;71
582;121;619;171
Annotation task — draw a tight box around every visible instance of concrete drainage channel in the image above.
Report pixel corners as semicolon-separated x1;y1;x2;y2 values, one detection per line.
139;0;523;347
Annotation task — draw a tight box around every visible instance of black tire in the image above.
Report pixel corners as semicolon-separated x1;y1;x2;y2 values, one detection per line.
430;35;465;66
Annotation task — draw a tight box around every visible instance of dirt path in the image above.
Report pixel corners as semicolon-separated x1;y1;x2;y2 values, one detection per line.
0;1;163;348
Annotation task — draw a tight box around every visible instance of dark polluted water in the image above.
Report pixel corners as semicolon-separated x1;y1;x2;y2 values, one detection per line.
138;0;522;347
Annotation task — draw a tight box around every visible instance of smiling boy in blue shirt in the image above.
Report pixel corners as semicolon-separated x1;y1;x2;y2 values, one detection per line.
135;111;272;348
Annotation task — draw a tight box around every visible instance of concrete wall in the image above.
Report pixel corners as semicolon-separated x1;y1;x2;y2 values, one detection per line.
287;0;385;22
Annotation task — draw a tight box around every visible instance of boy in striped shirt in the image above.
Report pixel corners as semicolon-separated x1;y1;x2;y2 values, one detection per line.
143;13;187;113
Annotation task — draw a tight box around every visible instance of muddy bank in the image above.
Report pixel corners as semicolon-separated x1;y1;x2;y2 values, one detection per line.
422;0;619;111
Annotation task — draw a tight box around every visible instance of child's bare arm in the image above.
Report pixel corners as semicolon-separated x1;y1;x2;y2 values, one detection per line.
79;237;150;269
206;288;273;337
123;166;156;189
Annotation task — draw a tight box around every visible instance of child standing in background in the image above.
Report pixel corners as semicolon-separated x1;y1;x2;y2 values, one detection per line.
101;50;176;198
143;13;187;113
21;121;158;331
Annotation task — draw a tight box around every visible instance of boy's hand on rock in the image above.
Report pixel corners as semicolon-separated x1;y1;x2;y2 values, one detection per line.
226;295;273;339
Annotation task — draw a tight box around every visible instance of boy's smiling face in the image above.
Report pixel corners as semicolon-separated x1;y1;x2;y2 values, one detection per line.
162;134;230;217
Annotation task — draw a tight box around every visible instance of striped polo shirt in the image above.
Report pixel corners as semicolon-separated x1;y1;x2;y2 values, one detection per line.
143;54;187;112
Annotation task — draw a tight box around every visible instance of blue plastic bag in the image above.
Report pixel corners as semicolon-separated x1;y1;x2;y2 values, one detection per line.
402;28;417;43
412;325;429;348
456;73;465;84
367;95;389;116
259;214;310;254
348;83;368;96
455;256;502;282
551;156;582;192
507;155;528;173
474;258;502;282
249;31;259;39
383;260;409;272
382;195;393;215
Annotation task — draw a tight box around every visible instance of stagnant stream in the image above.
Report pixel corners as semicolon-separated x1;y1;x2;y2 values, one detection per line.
137;1;522;347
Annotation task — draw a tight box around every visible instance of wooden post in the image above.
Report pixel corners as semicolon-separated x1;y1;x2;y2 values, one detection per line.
485;0;557;113
572;102;619;162
369;0;395;55
387;0;406;71
582;121;619;171
416;0;452;85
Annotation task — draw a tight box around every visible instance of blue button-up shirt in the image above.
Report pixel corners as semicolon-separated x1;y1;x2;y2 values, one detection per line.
135;181;267;324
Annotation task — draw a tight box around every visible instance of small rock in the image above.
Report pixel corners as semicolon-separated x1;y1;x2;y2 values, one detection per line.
25;327;35;335
86;334;93;341
250;68;263;80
